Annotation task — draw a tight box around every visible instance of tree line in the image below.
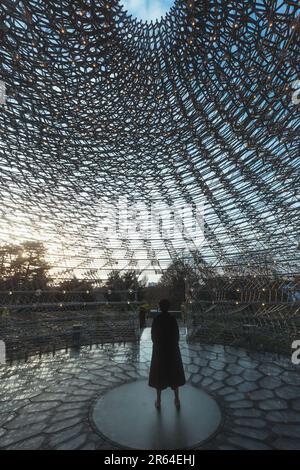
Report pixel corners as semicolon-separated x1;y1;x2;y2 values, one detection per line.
0;242;297;308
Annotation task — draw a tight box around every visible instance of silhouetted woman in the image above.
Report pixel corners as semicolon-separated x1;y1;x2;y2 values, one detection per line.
148;299;186;409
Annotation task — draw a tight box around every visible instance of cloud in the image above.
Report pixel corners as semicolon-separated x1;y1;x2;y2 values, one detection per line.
121;0;173;22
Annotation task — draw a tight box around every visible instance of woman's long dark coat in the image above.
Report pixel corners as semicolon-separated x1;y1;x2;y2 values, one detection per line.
148;312;186;390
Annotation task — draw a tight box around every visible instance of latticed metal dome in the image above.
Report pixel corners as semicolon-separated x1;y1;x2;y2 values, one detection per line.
0;0;299;279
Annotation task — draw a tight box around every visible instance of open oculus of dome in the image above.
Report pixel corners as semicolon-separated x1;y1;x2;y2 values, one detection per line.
121;0;175;23
0;0;299;281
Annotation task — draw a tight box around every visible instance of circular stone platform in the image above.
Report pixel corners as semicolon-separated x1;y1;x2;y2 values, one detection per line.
91;380;222;449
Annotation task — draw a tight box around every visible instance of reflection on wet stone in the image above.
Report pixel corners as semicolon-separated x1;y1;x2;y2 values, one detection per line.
0;327;299;450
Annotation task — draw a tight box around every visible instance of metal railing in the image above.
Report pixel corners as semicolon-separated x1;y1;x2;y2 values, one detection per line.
186;299;300;354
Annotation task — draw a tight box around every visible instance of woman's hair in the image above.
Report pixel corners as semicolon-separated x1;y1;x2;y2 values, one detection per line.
159;298;170;312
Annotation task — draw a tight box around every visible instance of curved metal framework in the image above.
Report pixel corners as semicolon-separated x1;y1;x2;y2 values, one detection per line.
0;0;299;280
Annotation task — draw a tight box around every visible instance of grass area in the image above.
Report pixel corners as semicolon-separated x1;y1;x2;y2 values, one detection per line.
0;308;140;360
188;318;296;356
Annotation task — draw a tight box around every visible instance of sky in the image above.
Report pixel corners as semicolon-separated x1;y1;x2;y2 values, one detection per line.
121;0;174;22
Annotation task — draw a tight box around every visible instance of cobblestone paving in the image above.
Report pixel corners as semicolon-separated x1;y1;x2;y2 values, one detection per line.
0;328;299;450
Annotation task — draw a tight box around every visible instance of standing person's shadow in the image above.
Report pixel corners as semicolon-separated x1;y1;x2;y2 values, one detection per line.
147;385;195;449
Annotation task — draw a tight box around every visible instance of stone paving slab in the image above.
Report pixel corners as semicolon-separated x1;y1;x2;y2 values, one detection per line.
0;327;299;450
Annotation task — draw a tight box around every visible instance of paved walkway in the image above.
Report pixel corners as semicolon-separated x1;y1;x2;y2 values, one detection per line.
0;327;300;450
